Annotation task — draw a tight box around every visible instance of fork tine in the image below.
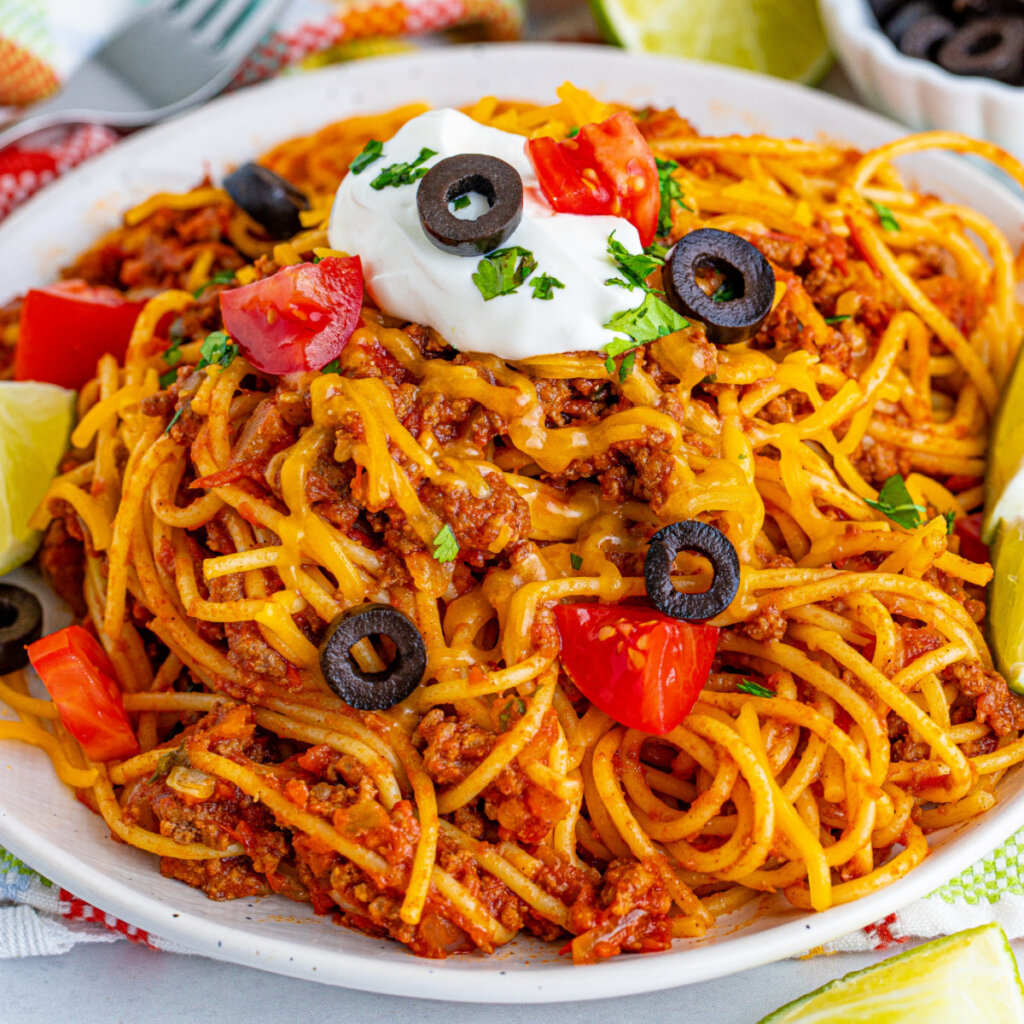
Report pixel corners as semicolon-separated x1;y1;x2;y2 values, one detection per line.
184;0;231;27
192;0;253;43
216;0;291;55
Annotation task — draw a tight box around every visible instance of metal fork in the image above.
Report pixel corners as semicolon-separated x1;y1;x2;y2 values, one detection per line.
0;0;292;151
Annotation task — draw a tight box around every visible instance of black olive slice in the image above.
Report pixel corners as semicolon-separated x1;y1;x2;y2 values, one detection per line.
644;520;740;622
937;16;1024;83
0;584;43;675
416;154;523;257
899;13;956;57
319;603;427;711
223;162;310;240
884;2;937;44
869;0;908;25
663;228;775;346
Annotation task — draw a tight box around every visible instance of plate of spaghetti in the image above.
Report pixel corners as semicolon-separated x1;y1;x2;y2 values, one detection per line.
1;43;1024;1003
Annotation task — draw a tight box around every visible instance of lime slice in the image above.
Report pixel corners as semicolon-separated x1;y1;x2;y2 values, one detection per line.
589;0;833;85
989;517;1024;695
0;381;76;575
758;924;1024;1023
985;344;1024;543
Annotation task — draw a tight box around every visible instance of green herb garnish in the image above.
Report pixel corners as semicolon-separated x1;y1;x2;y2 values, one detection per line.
531;273;564;301
868;199;900;232
472;246;537;301
432;524;459;563
738;679;775;698
197;330;237;370
825;315;851;325
569;553;583;570
944;509;956;534
605;232;664;292
321;358;340;374
619;350;637;382
350;139;383;175
164;406;184;436
865;474;926;530
655;157;691;236
498;697;527;729
147;742;188;783
452;194;471;211
712;278;739;303
370;147;437;190
604;290;689;346
159;369;178;389
191;268;236;299
164;338;183;368
567;126;580;138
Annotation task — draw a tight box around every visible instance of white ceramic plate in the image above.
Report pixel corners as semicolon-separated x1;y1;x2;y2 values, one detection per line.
2;43;1024;1004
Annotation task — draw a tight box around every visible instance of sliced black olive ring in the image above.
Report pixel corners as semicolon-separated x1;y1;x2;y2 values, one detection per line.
223;162;310;240
937;16;1024;84
644;520;740;622
0;583;43;676
416;153;523;257
319;603;427;711
663;228;776;346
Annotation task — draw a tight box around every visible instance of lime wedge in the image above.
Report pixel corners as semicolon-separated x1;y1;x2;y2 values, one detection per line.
0;381;76;575
589;0;833;85
985;344;1024;543
758;924;1024;1023
989;517;1024;695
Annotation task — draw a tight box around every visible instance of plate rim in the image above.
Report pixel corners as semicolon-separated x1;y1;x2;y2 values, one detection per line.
2;42;1024;1003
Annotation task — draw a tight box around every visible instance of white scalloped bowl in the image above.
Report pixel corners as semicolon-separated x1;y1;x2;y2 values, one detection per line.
820;0;1024;161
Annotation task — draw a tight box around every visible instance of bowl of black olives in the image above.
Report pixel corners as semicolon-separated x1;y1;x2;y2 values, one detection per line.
819;0;1024;161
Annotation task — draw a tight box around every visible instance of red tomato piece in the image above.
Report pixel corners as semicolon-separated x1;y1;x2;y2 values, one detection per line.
553;603;718;735
526;112;660;247
14;280;145;390
27;625;139;762
954;511;990;564
219;256;364;375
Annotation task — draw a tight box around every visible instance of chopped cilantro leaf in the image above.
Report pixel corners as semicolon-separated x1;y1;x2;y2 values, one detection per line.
472;246;537;301
619;350;636;382
944;509;956;534
531;273;564;300
498;697;526;729
452;194;471;211
191;268;236;298
197;330;237;370
700;373;718;385
321;358;340;374
712;278;739;303
865;474;925;530
605;232;664;292
432;524;459;563
868;199;900;232
737;679;775;698
567;126;580;138
604;290;688;345
350;139;383;175
159;369;178;389
569;553;583;570
164;405;184;435
655;157;692;236
163;338;183;368
370;147;437;190
825;315;850;325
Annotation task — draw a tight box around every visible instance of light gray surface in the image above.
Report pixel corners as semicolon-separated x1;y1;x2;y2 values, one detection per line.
0;941;898;1023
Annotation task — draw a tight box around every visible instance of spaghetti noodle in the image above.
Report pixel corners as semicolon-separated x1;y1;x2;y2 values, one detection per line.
2;83;1024;962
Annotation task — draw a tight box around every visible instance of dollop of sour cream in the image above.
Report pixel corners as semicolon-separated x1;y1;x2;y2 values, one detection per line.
328;109;645;361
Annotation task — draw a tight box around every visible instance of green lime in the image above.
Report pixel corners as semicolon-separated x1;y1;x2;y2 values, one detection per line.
589;0;833;85
989;517;1024;695
758;924;1024;1023
0;381;75;575
985;343;1024;543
